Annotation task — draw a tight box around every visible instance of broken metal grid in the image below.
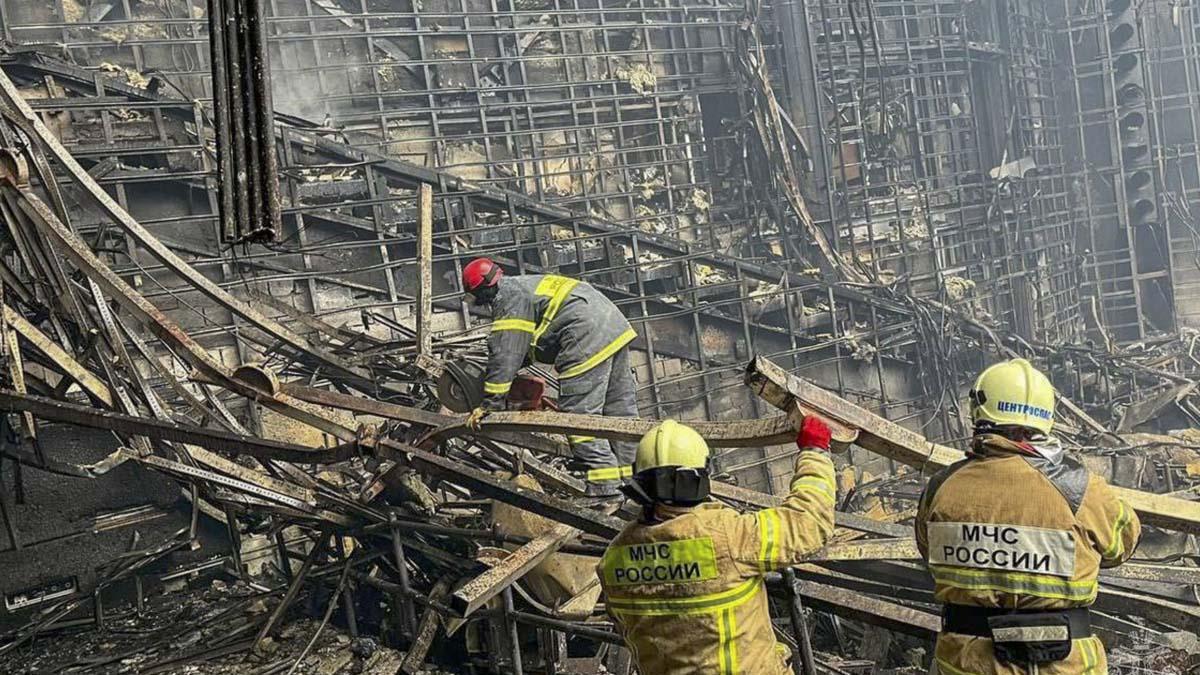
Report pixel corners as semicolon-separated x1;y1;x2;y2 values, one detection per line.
0;0;1046;488
2;0;790;259
804;0;1082;348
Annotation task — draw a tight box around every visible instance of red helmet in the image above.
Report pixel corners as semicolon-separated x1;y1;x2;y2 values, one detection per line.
463;257;503;293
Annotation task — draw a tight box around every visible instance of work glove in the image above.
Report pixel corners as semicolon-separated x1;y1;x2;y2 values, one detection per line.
796;415;831;452
466;406;489;431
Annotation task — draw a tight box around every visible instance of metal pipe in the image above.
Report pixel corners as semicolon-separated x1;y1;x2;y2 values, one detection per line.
389;512;419;637
502;587;524;675
205;0;236;243
784;568;816;675
506;611;623;646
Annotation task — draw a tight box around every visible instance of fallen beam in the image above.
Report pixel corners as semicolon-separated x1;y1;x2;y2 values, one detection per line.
3;182;354;442
0;389;353;465
778;576;939;637
746;356;1200;534
1103;562;1200;586
416;183;433;358
708;481;910;538
808;538;920;562
401;578;453;675
418;409;797;449
279;381;570;457
746;356;961;468
450;523;580;617
3;304;112;406
376;442;624;539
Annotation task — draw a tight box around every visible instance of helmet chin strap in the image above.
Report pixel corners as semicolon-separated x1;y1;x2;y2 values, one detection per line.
621;480;655;507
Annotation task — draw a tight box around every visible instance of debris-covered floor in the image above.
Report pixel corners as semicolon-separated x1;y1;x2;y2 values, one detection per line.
4;580;420;675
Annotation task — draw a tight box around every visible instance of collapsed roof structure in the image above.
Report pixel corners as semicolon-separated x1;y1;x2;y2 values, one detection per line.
1;1;1200;673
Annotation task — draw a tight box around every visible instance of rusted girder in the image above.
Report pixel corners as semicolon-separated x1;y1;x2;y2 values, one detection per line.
2;303;113;406
746;356;1200;534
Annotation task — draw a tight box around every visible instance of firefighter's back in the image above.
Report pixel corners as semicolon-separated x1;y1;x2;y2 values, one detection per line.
599;505;788;675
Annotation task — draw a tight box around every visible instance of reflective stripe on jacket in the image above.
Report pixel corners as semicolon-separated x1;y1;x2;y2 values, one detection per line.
916;434;1140;608
598;450;835;675
483;275;635;404
915;433;1140;674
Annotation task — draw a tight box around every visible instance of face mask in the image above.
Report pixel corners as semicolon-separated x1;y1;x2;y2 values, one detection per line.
471;286;497;305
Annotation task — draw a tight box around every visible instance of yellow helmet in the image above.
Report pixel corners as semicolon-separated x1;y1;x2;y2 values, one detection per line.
635;420;709;472
632;421;711;505
969;358;1055;434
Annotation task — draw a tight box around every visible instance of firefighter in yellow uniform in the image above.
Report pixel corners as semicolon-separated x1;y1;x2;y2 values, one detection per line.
916;359;1140;675
598;417;836;675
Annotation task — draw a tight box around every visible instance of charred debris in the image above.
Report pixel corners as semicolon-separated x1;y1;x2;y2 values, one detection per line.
2;0;1200;673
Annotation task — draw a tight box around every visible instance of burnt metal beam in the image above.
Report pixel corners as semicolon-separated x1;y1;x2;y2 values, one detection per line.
2;181;354;441
808;538;920;563
450;522;580;617
376;442;624;539
0;389;352;465
1102;562;1200;586
416;183;433;358
278;381;569;457
774;576;939;637
400;577;454;674
418;410;797;450
707;480;910;538
207;0;281;244
2;303;112;406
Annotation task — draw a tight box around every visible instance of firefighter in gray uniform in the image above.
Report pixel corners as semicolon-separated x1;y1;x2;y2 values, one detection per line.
461;258;639;497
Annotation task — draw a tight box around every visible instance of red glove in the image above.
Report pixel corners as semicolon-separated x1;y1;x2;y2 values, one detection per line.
796;415;831;452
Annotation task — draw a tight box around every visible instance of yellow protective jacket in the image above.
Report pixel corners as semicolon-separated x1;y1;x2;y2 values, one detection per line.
915;434;1141;675
598;450;835;675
